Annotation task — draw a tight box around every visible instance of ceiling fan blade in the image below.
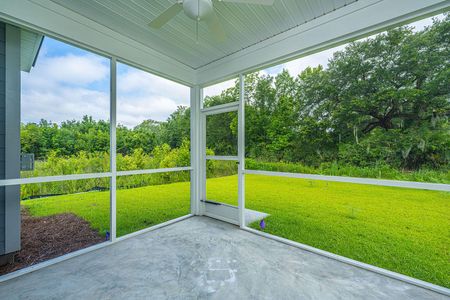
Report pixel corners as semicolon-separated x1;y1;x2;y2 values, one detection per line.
149;2;183;29
205;12;226;42
218;0;274;5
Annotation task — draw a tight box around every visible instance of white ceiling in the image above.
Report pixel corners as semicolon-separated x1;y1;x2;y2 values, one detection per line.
48;0;358;69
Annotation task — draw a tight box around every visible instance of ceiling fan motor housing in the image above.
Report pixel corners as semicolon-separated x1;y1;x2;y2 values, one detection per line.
183;0;214;21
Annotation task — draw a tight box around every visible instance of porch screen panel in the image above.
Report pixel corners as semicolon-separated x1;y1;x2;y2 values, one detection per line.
0;178;110;276
116;171;190;237
242;14;450;289
20;37;111;178
116;62;190;172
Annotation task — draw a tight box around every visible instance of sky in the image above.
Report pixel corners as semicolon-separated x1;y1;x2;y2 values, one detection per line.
21;15;442;128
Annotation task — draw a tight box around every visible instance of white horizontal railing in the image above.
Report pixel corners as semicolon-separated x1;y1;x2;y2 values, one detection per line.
117;166;192;177
200;101;239;115
206;155;239;161
0;167;192;187
244;169;450;192
0;172;113;186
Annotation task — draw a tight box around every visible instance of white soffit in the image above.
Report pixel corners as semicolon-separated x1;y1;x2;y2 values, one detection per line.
20;29;43;72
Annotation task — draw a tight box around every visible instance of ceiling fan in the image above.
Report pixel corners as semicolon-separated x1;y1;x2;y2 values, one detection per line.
149;0;274;42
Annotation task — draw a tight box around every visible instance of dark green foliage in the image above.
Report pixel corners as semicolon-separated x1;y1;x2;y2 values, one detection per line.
21;116;111;159
242;15;450;170
21;106;191;159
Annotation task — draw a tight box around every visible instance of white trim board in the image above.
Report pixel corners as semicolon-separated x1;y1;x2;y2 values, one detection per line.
109;57;117;241
190;86;202;215
244;169;450;192
237;74;246;228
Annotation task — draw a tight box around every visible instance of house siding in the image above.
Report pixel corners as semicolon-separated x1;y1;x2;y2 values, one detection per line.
0;22;21;257
0;22;6;255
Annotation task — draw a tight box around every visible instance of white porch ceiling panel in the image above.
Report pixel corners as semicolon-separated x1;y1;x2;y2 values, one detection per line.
48;0;358;69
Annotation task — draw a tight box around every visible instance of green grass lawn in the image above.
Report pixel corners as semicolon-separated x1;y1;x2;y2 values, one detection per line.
22;181;190;237
23;175;449;287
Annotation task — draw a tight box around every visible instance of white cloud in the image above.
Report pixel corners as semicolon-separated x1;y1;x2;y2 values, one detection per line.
203;78;236;98
22;87;109;123
116;65;190;127
409;14;444;32
21;52;110;124
23;53;109;88
44;54;109;85
117;95;178;127
118;67;189;104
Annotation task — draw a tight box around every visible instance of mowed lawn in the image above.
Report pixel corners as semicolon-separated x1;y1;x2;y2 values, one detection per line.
22;181;191;237
23;175;449;287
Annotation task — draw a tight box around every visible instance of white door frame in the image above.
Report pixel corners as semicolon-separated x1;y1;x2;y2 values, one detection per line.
199;74;245;226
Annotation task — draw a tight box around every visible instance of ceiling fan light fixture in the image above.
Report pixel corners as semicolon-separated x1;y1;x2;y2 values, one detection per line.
183;0;214;21
148;0;275;41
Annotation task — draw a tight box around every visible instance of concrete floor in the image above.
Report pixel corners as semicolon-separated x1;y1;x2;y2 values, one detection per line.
0;216;446;300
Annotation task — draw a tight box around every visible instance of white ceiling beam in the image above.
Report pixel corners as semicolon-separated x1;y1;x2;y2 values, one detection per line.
0;0;196;86
196;0;450;86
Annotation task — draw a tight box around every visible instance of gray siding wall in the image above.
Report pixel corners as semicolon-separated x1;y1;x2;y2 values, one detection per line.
0;22;6;254
0;22;21;255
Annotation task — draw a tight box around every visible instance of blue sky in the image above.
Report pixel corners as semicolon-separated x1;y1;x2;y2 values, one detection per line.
21;15;441;128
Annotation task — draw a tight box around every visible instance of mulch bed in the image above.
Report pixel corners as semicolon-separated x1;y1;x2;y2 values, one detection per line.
0;208;104;275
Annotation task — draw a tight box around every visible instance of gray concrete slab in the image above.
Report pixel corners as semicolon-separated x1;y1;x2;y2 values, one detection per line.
0;216;446;300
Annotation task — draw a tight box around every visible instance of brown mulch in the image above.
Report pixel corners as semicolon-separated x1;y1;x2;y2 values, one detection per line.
0;208;104;275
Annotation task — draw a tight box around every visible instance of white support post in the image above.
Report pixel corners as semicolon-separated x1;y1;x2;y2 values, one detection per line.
200;103;206;215
190;85;202;215
238;74;245;228
109;57;117;241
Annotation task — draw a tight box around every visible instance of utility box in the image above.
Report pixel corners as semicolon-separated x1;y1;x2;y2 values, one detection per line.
20;153;34;171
